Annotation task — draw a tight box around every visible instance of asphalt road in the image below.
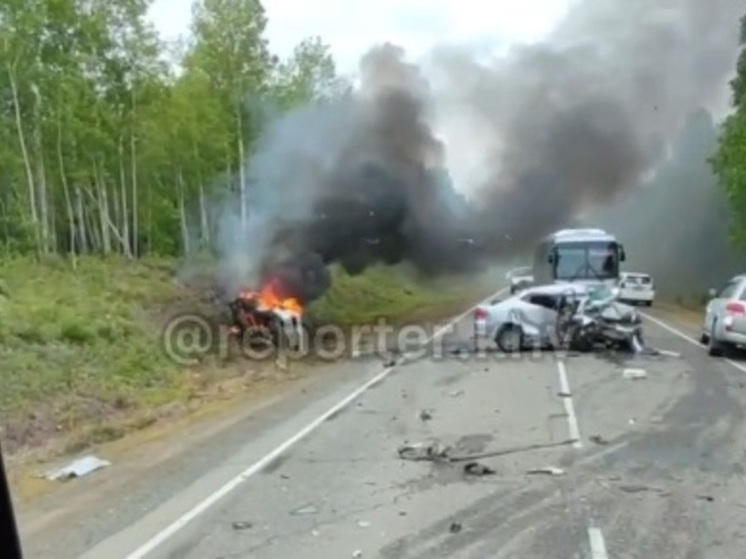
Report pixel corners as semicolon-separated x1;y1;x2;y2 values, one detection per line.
19;297;746;558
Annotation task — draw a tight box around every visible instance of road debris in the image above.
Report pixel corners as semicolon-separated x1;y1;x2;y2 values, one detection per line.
557;391;572;398
398;441;451;462
419;409;433;421
449;522;462;533
291;504;320;516
526;466;565;476
44;455;111;481
617;484;669;496
352;550;363;558
231;521;253;530
589;435;609;445
463;461;496;476
653;348;681;358
623;368;647;380
696;494;715;502
357;520;371;527
449;389;465;397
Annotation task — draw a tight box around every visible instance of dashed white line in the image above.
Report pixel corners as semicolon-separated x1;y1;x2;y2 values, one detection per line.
556;359;582;448
640;311;746;374
123;287;508;559
588;526;609;559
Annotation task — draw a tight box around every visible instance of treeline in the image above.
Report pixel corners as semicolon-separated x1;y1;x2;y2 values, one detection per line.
712;14;746;245
0;0;342;258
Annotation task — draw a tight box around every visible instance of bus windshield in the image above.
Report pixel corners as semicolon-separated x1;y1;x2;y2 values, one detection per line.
553;241;619;280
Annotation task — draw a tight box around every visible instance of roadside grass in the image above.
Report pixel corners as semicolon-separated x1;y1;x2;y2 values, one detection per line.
308;264;492;326
0;255;492;459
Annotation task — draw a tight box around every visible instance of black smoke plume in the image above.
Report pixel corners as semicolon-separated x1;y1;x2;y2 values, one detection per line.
212;0;744;302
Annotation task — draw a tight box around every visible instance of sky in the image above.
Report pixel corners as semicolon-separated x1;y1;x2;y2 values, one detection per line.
147;0;571;74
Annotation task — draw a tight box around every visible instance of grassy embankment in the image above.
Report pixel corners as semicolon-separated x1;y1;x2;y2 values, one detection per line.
0;256;491;459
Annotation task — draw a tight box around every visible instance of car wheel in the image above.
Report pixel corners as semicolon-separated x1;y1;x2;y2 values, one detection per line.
495;324;523;353
708;320;724;357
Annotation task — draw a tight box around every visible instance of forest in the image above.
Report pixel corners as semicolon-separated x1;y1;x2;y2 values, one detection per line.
0;0;345;257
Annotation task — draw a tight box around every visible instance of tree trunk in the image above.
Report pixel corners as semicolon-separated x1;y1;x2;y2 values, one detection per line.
7;63;40;251
177;169;190;255
56;117;77;267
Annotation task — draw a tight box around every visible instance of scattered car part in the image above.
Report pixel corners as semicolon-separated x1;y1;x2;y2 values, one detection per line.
463;462;496;476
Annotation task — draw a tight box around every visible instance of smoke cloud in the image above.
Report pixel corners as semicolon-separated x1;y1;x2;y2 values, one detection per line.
211;0;744;302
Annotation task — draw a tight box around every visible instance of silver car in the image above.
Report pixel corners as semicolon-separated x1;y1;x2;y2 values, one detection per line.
701;274;746;356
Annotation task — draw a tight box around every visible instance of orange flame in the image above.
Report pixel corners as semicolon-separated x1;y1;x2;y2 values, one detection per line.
238;277;303;316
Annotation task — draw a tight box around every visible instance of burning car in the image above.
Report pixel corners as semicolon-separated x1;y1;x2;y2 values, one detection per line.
229;277;307;351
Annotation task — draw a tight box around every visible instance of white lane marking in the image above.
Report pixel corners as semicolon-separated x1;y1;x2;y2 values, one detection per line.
640;311;746;374
124;287;508;559
588;526;609;559
556;360;582;448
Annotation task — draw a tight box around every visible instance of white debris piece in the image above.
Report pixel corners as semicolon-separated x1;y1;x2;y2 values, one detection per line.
526;466;565;476
45;455;111;481
623;368;647;380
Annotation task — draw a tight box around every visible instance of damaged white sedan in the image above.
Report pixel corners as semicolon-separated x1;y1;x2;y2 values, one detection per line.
474;282;643;353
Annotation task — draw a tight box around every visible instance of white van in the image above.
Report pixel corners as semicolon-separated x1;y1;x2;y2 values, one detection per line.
618;272;655;306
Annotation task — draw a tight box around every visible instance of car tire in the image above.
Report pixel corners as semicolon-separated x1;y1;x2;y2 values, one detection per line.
707;320;724;357
699;332;709;345
495;324;523;353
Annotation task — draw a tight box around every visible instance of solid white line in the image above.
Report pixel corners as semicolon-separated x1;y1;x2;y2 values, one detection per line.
556;360;582;449
588;526;609;559
640;311;746;374
124;287;508;559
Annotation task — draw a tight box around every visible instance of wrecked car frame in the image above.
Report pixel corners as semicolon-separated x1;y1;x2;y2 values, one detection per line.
474;282;645;353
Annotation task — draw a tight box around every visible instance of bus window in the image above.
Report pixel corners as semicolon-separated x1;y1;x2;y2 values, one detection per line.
587;242;619;279
552;242;619;280
553;246;586;280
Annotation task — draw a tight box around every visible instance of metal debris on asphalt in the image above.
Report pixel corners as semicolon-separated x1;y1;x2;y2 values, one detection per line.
557;391;572;398
526;466;565;476
696;495;715;502
291;504;320;516
622;368;647;380
589;435;609;445
44;455;111;481
419;409;433;421
617;484;669;496
449;522;462;534
463;462;496;476
398;441;451;462
231;521;253;530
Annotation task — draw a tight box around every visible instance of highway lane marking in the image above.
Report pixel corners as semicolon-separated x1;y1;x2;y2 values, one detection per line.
588;526;609;559
640;311;746;374
123;287;509;559
556;359;583;449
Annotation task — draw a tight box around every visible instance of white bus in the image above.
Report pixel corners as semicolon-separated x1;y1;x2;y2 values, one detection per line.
532;228;626;286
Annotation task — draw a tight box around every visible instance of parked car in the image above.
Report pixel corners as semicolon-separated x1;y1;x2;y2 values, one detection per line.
701;274;746;356
474;282;638;352
507;266;534;294
617;272;655;306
